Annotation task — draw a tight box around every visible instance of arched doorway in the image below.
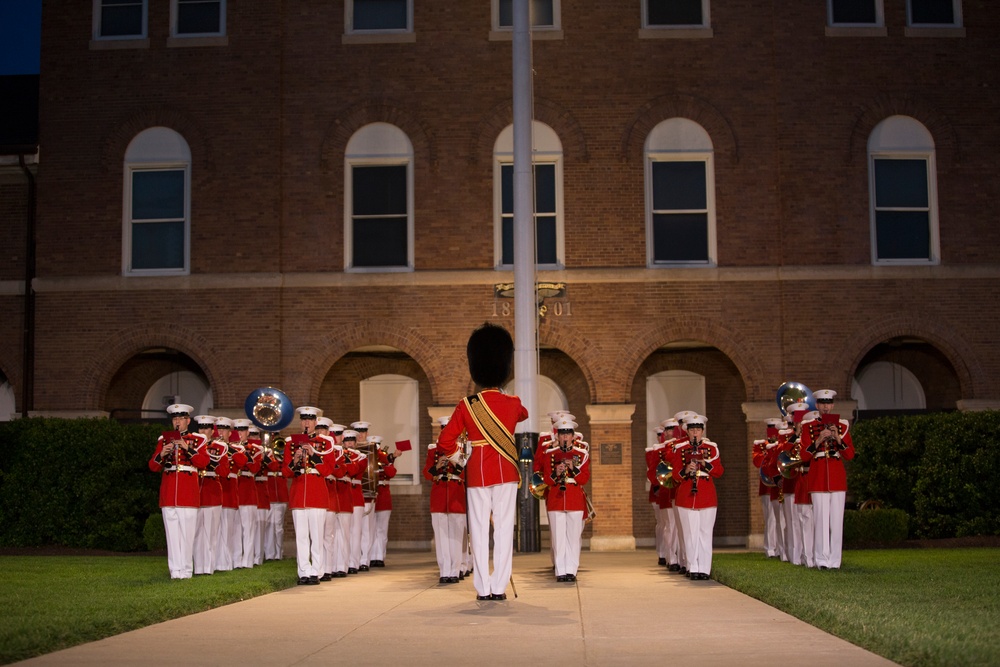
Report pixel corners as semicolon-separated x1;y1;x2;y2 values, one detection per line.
105;348;212;422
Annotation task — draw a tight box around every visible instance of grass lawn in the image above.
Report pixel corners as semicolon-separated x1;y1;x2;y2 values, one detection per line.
712;548;1000;667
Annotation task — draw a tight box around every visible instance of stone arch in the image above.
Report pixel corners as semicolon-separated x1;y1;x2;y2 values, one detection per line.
303;322;443;405
82;324;228;411
538;322;600;403
469;96;589;166
612;317;766;404
848;93;960;166
621;94;739;166
829;314;980;401
101;106;214;173
319;98;435;171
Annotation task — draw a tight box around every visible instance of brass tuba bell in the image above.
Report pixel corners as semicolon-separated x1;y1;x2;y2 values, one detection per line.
244;387;296;431
775;381;816;418
528;471;548;500
777;449;806;479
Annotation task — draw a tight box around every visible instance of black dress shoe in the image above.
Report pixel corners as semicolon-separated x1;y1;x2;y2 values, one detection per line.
347;567;358;575
556;574;568;582
439;577;448;584
308;575;320;585
678;567;688;575
359;564;369;572
476;595;492;601
657;557;667;566
459;571;465;580
320;573;332;582
491;593;507;601
335;571;347;578
370;560;385;567
567;574;577;582
449;576;461;584
297;577;309;585
668;563;680;572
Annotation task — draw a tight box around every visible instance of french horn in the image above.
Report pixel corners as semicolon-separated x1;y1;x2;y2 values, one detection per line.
528;471;548;500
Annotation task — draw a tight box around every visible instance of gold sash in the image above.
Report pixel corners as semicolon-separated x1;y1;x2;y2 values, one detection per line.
463;393;519;471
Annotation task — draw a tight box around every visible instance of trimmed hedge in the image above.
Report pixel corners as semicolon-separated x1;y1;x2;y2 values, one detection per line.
844;508;909;545
849;411;1000;539
0;418;163;551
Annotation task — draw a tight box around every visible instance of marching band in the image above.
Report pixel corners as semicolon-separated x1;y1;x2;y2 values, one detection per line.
152;380;852;587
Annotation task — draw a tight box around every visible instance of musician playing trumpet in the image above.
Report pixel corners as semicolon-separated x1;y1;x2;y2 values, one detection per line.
148;403;210;579
799;389;855;570
542;417;591;583
670;415;723;581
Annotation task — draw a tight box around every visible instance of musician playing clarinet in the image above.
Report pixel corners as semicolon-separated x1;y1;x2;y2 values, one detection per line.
542;416;590;583
670;414;723;581
799;389;854;570
149;403;210;579
435;323;528;602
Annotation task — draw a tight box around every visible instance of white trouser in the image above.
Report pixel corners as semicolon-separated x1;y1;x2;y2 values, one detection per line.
769;498;786;560
372;510;391;561
360;502;376;566
662;504;679;565
782;495;800;565
795;501;815;567
761;494;777;557
322;511;337;575
162;507;198;579
238;505;258;568
333;512;351;573
462;523;473;573
350;505;364;569
676;506;717;576
549;510;584;577
811;491;846;568
466;482;517;597
193;505;221;575
215;507;234;571
223;507;241;570
264;502;286;560
670;505;686;568
432;512;466;578
292;507;326;578
255;508;268;565
653;504;665;558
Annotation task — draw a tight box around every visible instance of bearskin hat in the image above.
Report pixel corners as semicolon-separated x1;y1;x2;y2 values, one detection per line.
466;322;514;389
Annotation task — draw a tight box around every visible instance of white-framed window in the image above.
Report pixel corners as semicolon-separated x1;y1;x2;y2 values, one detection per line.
645;118;716;267
93;0;147;40
868;115;939;265
642;0;710;28
171;0;225;37
360;374;421;487
493;121;564;269
493;0;560;31
345;123;414;272
828;0;884;26
122;127;191;276
907;0;962;26
346;0;412;33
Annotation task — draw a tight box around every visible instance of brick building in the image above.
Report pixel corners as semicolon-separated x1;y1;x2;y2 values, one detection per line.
2;1;998;551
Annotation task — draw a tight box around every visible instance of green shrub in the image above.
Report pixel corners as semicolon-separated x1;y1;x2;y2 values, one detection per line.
143;513;166;551
844;508;909;545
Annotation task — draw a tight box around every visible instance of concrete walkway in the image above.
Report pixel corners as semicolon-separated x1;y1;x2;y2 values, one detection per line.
22;551;897;666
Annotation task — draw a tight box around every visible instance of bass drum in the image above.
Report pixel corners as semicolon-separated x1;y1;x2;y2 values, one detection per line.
356;442;381;507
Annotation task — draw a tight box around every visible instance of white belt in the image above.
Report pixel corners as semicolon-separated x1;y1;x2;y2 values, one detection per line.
378;481;389;486
564;478;577;485
239;471;254;477
255;476;268;482
305;468;321;476
446;474;463;482
267;472;280;477
228;473;238;479
165;465;197;473
350;479;362;485
201;472;217;478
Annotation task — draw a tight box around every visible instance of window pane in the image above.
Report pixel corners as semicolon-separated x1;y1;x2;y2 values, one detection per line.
648;0;703;26
353;166;407;216
132;221;184;269
101;1;143;37
501;165;513;214
875;159;928;208
831;0;877;23
499;0;555;27
354;0;408;30
876;211;930;260
177;0;221;34
501;218;514;265
537;215;557;264
653;213;709;262
535;164;555;214
652;161;706;211
353;217;408;266
132;171;184;220
910;0;954;24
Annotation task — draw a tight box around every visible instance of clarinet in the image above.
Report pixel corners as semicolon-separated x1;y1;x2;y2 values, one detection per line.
689;438;701;496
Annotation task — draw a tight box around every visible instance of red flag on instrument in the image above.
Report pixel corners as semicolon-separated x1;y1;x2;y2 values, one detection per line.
162;430;181;441
822;413;840;425
288;433;310;445
395;439;412;452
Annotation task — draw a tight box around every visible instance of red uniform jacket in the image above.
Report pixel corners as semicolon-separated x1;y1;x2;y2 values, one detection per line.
283;443;333;509
199;440;229;507
423;445;467;514
375;450;396;511
646;443;675;509
222;446;247;509
671;440;723;509
149;432;210;508
799;417;855;492
752;439;769;497
532;433;554;474
542;445;591;512
436;390;528;487
266;446;290;504
346;448;368;508
238;443;262;507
